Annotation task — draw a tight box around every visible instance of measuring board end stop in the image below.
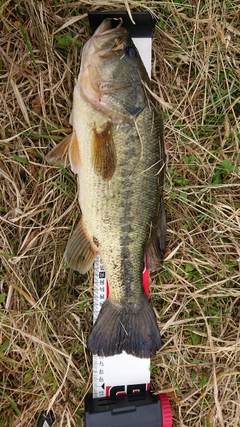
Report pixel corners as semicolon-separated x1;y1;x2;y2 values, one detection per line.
85;391;172;427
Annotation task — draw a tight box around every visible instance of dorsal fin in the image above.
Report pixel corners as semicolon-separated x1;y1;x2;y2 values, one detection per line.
145;197;166;271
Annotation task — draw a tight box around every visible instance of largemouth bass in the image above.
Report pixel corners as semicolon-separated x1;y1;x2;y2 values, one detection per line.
48;18;166;358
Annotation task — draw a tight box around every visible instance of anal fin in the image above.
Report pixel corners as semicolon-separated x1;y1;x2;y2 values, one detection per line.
65;220;97;274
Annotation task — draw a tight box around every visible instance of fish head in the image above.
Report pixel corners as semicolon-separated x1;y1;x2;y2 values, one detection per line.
79;18;150;119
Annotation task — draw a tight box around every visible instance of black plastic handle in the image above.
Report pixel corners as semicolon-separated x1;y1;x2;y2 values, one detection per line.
85;391;169;427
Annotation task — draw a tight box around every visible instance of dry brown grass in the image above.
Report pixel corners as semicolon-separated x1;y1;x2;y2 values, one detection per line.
0;1;239;426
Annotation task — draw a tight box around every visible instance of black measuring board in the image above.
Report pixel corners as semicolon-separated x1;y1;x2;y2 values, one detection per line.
88;11;156;37
85;391;163;427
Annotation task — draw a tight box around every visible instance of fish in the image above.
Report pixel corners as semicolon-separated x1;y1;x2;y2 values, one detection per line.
47;18;166;358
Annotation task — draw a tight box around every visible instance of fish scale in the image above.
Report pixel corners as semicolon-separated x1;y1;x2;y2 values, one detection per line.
90;113;160;305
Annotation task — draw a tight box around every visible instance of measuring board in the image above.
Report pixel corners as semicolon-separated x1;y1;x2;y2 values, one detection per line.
89;11;155;399
37;12;173;427
88;15;172;426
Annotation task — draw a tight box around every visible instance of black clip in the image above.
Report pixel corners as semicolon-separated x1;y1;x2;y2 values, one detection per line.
37;410;54;427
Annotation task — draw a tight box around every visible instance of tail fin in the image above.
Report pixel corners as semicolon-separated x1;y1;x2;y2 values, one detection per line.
88;294;162;358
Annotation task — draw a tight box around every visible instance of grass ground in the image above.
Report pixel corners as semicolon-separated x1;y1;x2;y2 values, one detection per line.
0;1;239;426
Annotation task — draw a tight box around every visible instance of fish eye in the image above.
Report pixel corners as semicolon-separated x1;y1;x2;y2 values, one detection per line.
124;46;136;58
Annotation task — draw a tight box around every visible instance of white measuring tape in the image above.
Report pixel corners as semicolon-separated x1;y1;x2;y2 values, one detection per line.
92;35;153;398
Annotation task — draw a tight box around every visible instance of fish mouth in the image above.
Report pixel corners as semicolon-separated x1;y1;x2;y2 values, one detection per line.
91;18;128;57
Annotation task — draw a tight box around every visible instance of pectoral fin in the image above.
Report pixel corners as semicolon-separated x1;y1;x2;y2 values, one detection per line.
46;133;72;164
69;131;81;174
92;121;116;180
65;220;97;274
47;132;81;174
